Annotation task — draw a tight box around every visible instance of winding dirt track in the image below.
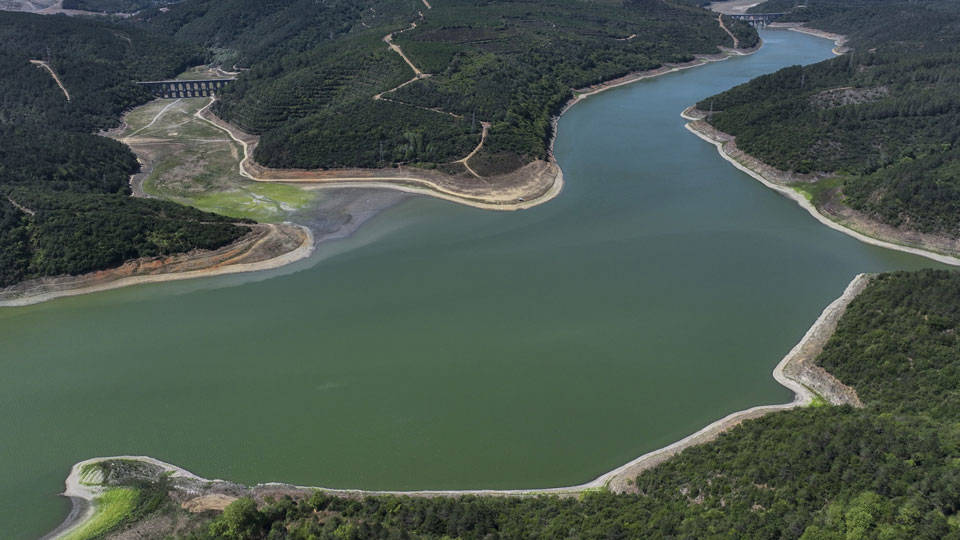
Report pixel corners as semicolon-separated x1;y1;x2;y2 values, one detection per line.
457;122;490;178
374;18;493;172
123;98;182;139
29;59;70;101
384;23;425;77
717;14;740;49
5;195;35;216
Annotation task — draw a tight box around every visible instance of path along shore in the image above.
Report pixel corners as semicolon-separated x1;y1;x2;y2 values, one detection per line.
49;273;869;538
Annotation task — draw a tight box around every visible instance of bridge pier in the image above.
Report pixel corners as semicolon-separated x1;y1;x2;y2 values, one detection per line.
728;13;784;27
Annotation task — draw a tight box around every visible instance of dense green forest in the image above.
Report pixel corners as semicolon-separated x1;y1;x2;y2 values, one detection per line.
698;0;960;236
61;0;176;13
88;270;960;538
0;12;246;288
144;0;748;172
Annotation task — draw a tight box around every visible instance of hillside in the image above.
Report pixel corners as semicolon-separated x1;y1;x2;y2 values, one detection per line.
0;12;248;288
695;0;960;239
145;0;751;175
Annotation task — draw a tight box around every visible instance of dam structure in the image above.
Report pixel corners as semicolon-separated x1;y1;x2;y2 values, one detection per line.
137;78;235;98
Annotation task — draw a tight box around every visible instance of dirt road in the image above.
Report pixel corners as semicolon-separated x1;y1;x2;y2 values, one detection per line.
30;59;70;101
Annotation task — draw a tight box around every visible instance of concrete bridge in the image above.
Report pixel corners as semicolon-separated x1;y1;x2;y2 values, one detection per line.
137;78;235;98
728;13;784;26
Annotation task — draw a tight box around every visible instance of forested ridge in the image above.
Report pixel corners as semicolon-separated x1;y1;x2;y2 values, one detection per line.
0;12;247;288
0;0;756;286
698;0;960;237
142;0;751;174
89;270;960;538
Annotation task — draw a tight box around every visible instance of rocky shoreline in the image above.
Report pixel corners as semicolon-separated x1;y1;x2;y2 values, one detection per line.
682;106;960;266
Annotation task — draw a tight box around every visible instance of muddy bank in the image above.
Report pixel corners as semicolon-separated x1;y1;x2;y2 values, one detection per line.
683;106;960;266
0;223;313;307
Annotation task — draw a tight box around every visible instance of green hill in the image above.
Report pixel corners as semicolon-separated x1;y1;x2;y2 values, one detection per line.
148;0;746;173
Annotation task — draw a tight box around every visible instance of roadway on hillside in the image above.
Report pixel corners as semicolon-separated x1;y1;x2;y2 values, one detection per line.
29;59;70;101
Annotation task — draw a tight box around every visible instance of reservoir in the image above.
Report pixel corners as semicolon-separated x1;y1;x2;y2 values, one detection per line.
1;29;943;538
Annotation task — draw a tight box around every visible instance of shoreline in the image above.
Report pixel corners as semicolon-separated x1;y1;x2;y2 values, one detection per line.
769;22;849;55
682;106;960;267
47;273;870;537
0;223;314;308
1;33;756;308
196;100;564;212
196;32;762;213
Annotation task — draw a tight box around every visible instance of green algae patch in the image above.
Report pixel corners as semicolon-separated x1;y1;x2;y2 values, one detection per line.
63;487;139;540
127;97;315;222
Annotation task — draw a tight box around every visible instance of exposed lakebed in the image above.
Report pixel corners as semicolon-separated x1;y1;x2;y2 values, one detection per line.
2;30;944;538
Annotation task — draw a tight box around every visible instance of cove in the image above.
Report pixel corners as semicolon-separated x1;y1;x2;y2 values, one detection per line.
1;30;944;538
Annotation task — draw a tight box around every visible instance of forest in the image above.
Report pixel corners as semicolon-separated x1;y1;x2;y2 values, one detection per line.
90;270;960;538
0;12;246;288
143;0;749;173
698;0;960;236
61;0;176;12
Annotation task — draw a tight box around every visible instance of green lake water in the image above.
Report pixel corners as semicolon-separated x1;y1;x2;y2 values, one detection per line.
1;30;945;538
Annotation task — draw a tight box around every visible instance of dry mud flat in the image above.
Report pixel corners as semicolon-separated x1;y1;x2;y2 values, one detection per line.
0;223;313;307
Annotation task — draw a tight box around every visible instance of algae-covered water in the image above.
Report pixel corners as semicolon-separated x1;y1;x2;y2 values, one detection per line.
0;30;944;538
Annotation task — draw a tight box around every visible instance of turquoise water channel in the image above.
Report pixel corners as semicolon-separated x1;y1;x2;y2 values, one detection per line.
1;30;943;538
